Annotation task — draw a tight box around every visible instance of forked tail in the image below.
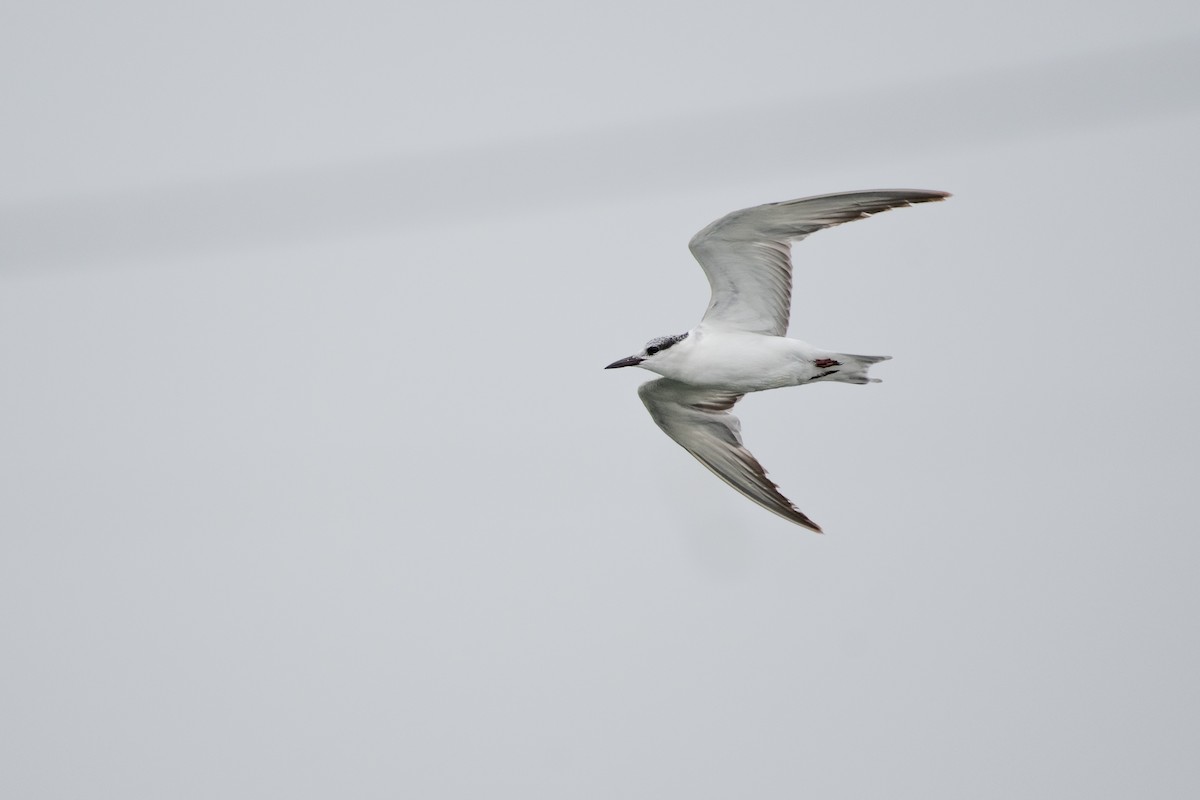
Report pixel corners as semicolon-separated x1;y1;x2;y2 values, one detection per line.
824;353;891;384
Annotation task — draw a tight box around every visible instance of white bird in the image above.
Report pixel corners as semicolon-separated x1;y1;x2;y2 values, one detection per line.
605;189;949;532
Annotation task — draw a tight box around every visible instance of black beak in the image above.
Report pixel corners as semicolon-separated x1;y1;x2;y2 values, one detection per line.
604;355;644;369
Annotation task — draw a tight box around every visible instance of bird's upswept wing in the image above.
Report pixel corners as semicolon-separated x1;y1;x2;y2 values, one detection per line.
689;189;949;336
638;378;821;532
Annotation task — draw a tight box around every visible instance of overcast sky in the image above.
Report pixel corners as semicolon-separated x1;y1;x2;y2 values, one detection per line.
3;2;1199;798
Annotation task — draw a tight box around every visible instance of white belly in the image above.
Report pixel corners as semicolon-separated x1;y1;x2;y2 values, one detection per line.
649;330;817;392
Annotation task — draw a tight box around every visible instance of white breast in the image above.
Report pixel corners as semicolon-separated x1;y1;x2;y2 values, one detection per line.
646;329;813;391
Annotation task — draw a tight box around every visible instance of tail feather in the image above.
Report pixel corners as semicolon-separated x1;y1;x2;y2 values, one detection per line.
830;353;891;384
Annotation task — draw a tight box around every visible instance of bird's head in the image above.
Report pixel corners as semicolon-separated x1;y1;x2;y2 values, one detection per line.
605;332;689;371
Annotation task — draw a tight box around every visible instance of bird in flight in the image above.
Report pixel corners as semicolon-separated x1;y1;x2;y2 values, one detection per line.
605;189;949;532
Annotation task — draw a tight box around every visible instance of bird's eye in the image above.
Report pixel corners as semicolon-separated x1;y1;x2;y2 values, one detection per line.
646;346;659;355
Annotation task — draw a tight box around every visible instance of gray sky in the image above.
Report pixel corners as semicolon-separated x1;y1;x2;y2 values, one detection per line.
2;2;1199;798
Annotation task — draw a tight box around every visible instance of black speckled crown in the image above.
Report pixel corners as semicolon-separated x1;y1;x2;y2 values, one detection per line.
645;332;689;354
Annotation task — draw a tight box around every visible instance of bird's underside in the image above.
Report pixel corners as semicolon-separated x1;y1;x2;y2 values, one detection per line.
609;188;949;530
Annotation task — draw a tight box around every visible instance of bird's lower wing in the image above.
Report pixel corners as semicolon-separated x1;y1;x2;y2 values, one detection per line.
637;378;822;532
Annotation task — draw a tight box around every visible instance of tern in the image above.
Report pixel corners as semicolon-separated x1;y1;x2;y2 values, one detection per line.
605;189;948;532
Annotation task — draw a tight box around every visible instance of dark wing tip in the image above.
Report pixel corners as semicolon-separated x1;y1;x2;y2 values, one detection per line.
734;449;824;533
864;189;951;210
783;507;823;534
832;189;951;228
904;189;951;203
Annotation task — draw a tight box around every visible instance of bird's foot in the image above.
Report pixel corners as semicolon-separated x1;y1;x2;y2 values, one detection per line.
814;358;841;368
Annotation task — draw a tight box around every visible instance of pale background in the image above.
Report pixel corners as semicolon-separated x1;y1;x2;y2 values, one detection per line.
2;2;1199;797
